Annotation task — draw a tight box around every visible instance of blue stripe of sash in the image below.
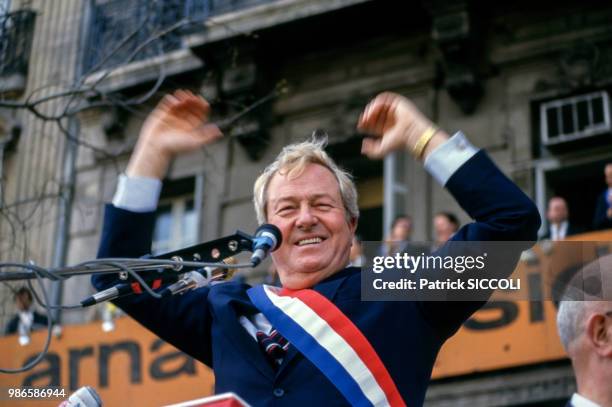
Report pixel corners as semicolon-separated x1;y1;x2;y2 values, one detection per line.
247;285;373;407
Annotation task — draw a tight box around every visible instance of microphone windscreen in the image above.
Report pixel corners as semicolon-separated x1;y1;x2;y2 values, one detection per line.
255;224;282;251
61;386;103;407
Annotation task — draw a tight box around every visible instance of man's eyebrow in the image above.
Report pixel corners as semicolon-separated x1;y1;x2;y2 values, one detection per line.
270;196;297;209
271;193;338;208
310;193;337;201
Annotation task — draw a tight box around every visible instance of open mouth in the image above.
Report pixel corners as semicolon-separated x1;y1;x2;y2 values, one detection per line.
296;237;325;246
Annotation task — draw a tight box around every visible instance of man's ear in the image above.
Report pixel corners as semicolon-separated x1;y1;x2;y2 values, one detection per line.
349;217;358;234
586;313;612;358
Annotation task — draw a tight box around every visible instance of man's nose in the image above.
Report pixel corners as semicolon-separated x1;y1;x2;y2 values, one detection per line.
296;205;318;228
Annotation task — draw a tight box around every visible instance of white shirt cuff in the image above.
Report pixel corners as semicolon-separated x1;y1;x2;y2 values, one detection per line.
112;174;162;212
571;393;602;407
424;131;479;186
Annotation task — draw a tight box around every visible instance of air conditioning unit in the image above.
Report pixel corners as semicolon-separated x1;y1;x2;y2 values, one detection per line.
540;91;611;146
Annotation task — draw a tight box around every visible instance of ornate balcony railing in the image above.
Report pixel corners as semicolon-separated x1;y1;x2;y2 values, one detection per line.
83;0;275;73
0;10;36;86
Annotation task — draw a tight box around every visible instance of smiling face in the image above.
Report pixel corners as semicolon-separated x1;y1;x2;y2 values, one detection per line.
266;163;357;289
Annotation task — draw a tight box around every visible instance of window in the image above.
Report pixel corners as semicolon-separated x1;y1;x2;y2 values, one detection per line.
383;151;409;239
0;0;9;15
151;177;200;255
83;0;271;72
540;91;611;145
326;135;384;241
0;4;36;93
152;195;198;255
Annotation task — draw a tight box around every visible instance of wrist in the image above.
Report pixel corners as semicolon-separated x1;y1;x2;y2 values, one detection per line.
411;126;438;159
404;120;431;150
126;140;172;179
406;124;449;161
420;130;449;160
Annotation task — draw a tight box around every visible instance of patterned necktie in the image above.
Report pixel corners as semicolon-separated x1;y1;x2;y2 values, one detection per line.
256;329;290;366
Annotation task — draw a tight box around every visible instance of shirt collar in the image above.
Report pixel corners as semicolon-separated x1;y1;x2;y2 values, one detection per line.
551;221;568;236
571;393;602;407
18;308;34;318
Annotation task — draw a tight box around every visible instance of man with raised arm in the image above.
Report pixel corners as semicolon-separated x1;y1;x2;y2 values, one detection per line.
93;90;540;406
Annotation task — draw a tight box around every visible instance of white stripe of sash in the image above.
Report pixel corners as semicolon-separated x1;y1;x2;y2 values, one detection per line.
264;286;390;407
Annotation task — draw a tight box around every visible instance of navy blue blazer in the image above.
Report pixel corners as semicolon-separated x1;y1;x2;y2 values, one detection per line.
540;222;584;240
593;189;612;231
4;311;48;335
93;150;540;406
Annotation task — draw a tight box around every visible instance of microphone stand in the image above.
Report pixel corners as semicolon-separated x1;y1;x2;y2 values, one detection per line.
0;230;256;283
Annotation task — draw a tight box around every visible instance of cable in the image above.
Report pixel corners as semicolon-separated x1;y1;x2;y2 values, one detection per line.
0;256;254;312
11;257;250;308
26;279;82;310
73;257;254;270
0;257;252;308
100;260;162;300
0;257;253;281
0;256;250;373
0;261;64;280
0;262;54;374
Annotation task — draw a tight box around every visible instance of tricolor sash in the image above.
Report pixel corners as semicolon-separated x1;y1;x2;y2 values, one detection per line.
247;285;406;407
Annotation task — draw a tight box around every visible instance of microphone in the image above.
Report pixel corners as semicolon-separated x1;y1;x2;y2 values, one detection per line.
250;224;282;266
84;225;279;305
58;386;102;407
161;257;238;297
161;270;209;297
81;271;180;307
83;257;239;305
81;283;133;307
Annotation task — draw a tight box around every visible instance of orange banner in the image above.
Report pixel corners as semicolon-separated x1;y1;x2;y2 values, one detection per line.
0;318;214;406
433;230;612;378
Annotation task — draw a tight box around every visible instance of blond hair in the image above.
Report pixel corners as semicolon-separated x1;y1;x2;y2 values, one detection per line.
253;138;359;224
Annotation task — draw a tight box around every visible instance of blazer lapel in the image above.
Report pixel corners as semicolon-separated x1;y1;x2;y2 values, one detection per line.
214;293;276;380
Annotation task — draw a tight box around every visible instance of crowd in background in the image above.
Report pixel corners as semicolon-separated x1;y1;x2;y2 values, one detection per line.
346;162;612;266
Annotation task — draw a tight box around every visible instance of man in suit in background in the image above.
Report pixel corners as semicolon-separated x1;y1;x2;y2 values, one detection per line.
433;211;460;249
542;196;582;240
93;90;540;406
593;163;612;231
4;287;48;344
557;255;612;407
379;214;413;256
